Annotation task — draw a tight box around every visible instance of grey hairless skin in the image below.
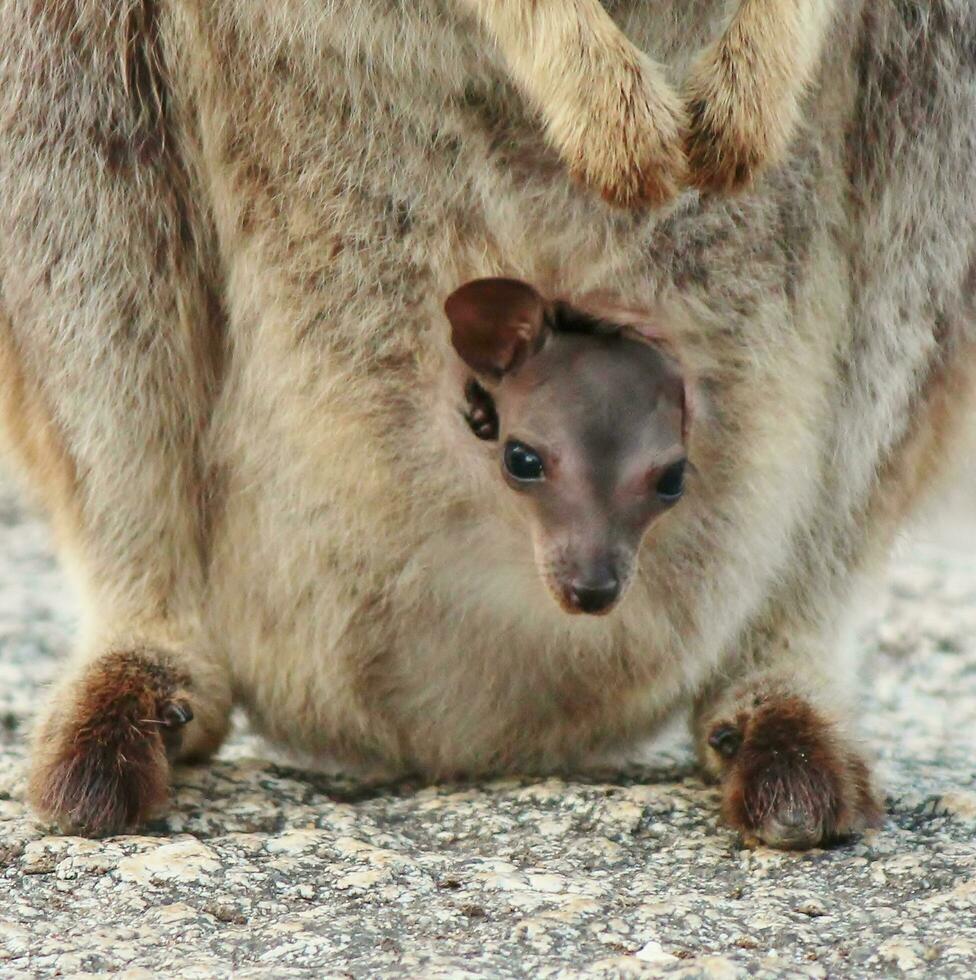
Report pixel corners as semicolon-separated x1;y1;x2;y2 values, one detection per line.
445;278;688;616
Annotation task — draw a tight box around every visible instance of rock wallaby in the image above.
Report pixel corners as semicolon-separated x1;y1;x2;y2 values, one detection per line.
1;0;974;848
445;278;691;616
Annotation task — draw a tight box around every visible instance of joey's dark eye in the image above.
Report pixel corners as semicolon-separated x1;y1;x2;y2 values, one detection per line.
656;459;686;502
503;440;545;482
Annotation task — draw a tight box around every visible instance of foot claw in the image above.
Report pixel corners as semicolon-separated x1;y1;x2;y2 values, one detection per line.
161;700;194;729
707;723;743;760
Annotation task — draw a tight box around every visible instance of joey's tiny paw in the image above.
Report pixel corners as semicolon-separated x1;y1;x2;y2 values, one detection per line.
464;407;496;441
28;649;192;837
707;697;883;850
463;378;498;441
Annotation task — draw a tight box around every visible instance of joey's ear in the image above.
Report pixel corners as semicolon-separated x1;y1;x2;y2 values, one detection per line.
444;278;549;379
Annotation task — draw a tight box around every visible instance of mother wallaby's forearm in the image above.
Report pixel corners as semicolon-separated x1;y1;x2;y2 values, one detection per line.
460;0;840;202
684;0;840;192
456;0;688;207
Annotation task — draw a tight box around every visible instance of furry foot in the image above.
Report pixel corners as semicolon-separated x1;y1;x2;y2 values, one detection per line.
28;649;193;836
554;54;688;209
705;694;882;849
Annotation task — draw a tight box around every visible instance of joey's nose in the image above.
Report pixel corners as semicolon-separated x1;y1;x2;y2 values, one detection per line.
566;575;620;614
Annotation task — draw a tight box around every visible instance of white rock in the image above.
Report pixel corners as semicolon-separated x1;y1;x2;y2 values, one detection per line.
116;840;220;885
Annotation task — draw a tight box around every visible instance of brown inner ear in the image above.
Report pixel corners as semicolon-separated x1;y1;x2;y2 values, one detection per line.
444;278;548;379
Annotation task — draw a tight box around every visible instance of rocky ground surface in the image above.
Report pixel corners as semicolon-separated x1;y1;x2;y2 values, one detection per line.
1;480;976;978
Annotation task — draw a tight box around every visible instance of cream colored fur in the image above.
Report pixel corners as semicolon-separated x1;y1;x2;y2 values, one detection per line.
2;0;975;842
465;0;839;202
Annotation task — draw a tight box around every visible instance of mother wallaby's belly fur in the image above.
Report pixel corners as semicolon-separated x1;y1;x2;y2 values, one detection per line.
175;0;843;773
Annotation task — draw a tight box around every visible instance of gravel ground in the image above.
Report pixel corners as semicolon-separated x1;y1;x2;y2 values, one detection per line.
1;478;975;978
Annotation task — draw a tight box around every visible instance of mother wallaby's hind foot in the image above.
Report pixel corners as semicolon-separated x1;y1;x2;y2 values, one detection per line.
696;682;883;849
27;648;206;836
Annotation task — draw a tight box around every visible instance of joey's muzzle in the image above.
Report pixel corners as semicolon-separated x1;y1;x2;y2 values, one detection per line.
562;567;621;615
566;578;620;615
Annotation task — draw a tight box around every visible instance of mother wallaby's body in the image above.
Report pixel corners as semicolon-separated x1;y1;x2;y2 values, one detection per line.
2;0;974;847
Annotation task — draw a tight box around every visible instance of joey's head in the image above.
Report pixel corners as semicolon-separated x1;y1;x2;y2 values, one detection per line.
445;278;691;616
